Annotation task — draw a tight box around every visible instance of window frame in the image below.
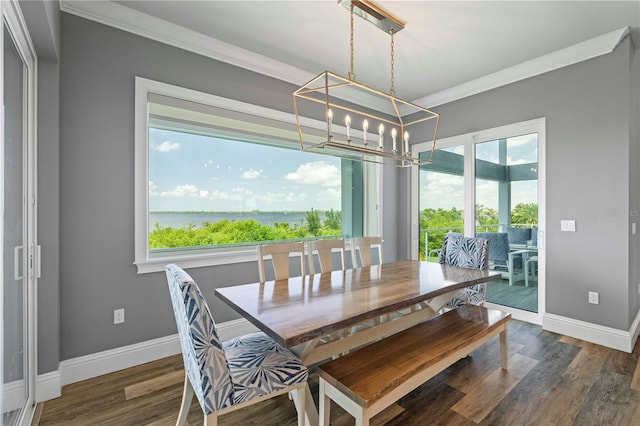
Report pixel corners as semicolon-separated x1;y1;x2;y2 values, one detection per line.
134;77;379;273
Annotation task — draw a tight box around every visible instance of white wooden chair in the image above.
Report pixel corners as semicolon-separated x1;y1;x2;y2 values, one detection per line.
350;236;383;268
307;239;346;274
258;241;306;282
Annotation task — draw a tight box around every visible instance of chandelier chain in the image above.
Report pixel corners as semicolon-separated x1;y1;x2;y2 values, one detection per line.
390;30;395;96
349;3;355;81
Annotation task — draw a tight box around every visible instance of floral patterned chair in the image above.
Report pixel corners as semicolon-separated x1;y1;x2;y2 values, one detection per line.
165;264;308;426
433;234;490;309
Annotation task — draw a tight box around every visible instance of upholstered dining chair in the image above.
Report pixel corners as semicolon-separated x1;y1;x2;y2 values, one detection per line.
350;236;383;268
427;234;490;312
307;239;346;274
258;241;306;282
477;231;524;285
165;264;308;426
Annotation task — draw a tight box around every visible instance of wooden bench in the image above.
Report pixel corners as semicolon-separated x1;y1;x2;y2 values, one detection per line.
318;305;511;426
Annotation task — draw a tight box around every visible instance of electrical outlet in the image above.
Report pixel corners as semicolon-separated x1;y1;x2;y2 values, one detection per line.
588;291;599;305
114;308;125;324
561;220;576;232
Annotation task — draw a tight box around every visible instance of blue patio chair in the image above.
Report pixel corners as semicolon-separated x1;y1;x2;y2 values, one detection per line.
165;264;308;426
437;234;490;308
476;232;523;284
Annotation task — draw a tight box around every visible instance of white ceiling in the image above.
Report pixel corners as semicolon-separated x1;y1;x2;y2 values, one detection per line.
83;1;639;104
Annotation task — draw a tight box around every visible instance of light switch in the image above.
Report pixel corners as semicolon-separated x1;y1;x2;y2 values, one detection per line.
633;223;636;235
561;220;576;232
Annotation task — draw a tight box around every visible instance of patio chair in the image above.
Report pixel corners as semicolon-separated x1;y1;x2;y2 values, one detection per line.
476;232;523;284
258;241;306;282
165;264;308;426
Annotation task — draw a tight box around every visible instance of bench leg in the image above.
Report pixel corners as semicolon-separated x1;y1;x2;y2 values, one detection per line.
319;379;330;426
500;326;508;371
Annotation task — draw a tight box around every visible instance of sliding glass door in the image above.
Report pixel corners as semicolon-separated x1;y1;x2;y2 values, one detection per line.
2;1;37;424
412;119;545;323
475;134;539;312
417;146;465;261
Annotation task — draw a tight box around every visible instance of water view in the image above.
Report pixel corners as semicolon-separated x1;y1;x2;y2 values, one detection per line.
150;211;328;229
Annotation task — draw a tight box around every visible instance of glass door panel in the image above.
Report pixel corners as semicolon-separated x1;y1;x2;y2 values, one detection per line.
475;134;538;312
2;23;28;425
418;145;465;261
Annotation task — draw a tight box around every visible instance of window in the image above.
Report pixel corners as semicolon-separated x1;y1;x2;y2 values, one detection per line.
135;78;379;273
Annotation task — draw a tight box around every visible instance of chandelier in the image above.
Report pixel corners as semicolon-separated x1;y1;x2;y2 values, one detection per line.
292;0;440;167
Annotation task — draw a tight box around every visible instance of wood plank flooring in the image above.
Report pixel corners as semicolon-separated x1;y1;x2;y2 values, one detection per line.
33;320;640;425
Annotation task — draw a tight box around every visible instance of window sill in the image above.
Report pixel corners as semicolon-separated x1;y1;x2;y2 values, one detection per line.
135;247;258;274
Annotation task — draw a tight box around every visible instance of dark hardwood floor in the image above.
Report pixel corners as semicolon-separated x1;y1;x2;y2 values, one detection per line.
34;320;640;425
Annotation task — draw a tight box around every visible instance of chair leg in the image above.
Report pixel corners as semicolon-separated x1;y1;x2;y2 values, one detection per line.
204;413;218;426
177;372;194;426
319;379;330;426
295;385;307;426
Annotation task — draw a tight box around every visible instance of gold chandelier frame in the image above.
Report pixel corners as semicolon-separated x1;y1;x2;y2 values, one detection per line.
292;0;440;167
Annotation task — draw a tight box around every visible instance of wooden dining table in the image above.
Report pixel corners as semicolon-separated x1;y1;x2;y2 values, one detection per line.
215;260;501;425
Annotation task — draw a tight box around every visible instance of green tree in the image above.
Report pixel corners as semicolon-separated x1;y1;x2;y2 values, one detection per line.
511;203;538;225
306;208;322;236
324;209;342;230
475;204;499;231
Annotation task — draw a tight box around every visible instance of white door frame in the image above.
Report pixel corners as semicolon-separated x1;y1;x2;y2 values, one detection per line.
411;118;546;324
1;0;38;424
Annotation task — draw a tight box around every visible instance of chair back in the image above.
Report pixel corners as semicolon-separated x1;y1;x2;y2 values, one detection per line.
507;227;531;245
165;264;234;414
438;236;490;308
307;239;346;274
258;241;306;282
476;232;509;266
439;234;490;271
351;236;383;268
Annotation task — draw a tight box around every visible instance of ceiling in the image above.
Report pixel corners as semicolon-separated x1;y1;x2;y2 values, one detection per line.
88;1;639;104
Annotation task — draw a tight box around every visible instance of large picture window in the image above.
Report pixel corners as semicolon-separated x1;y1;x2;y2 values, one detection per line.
135;78;378;273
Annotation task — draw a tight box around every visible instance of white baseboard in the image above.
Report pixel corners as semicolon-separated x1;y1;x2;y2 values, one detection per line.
47;318;258;395
36;371;61;402
543;310;640;353
2;379;26;412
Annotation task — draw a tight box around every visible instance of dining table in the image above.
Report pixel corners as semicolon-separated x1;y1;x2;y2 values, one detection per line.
215;259;501;425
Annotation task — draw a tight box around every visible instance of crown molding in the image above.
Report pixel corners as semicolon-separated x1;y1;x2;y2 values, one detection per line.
59;0;313;85
414;26;630;109
60;1;629;112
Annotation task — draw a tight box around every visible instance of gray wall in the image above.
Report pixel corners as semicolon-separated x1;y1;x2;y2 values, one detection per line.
36;59;60;375
21;0;61;376
56;13;400;364
405;37;638;330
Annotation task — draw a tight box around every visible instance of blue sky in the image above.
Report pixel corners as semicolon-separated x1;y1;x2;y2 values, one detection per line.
149;128;342;212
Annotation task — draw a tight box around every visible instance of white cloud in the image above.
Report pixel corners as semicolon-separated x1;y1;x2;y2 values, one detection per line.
241;169;262;179
153;141;180;152
285;161;340;187
160;184;199;198
317;188;341;202
148;181;159;196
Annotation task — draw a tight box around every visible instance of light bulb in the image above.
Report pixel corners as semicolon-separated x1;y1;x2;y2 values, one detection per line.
362;119;369;145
